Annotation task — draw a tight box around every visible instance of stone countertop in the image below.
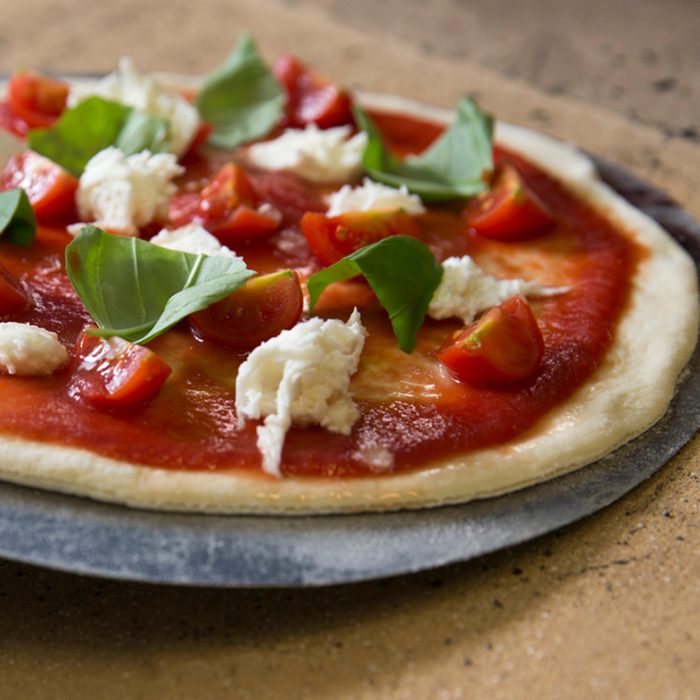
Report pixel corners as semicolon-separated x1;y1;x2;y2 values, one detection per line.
0;1;699;697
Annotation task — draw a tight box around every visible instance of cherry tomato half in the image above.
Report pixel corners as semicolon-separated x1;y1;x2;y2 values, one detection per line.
250;170;326;227
0;263;29;315
6;72;69;130
0;102;30;138
273;55;354;129
189;269;303;351
437;295;544;387
465;161;553;241
70;329;172;409
200;162;258;216
169;163;281;243
301;209;421;266
0;151;78;221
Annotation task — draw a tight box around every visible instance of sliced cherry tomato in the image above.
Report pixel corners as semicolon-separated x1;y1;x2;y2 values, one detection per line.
465;161;553;241
6;72;69;130
0;102;30;138
189;270;303;351
0;151;78;221
70;329;172;409
301;209;421;266
437;295;544;387
0;263;29;314
273;55;353;129
251;170;326;227
200;162;258;217
169;163;281;243
214;204;282;246
168;191;200;227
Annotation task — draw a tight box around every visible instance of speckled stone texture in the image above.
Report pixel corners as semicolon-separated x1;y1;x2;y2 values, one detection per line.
0;0;699;698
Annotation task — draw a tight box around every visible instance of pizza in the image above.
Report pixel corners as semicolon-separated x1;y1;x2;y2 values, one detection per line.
0;35;696;514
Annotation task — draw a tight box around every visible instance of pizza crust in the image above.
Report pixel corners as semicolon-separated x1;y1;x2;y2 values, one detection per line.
0;86;696;514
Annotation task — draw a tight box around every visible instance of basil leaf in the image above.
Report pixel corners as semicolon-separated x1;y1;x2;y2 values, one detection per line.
354;98;494;201
66;226;255;344
115;110;171;155
28;97;173;176
196;32;285;149
307;236;443;353
0;189;36;246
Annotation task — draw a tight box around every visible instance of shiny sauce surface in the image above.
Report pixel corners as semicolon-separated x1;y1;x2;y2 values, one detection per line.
0;110;641;477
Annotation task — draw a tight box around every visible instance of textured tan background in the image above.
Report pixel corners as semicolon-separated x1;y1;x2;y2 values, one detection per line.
0;1;699;698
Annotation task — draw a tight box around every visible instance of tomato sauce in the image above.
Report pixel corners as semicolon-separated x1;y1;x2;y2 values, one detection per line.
0;111;642;478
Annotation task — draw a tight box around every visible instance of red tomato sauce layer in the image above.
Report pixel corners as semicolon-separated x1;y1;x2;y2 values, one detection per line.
0;111;642;478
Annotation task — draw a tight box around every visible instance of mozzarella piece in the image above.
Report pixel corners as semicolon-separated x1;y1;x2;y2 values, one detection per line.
151;224;242;260
235;309;367;477
0;323;68;376
247;125;367;183
326;177;425;217
428;256;568;324
75;147;183;236
69;57;201;157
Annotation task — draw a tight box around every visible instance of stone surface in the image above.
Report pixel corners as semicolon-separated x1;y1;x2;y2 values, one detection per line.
0;0;699;698
311;0;700;141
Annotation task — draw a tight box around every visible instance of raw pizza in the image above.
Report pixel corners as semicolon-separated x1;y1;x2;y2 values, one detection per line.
0;36;695;513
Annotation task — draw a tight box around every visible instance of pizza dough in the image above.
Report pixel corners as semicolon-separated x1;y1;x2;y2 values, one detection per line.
0;84;696;514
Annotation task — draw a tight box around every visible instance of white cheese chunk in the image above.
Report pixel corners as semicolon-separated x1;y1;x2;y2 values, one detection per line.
0;323;68;376
247;125;367;183
326;177;426;217
150;224;242;260
428;256;568;324
69;57;201;157
75;147;183;236
235;309;367;477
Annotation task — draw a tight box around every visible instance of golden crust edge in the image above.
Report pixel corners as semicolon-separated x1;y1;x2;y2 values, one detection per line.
0;87;696;514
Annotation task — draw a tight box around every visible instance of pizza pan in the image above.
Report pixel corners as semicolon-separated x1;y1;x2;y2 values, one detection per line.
0;156;698;587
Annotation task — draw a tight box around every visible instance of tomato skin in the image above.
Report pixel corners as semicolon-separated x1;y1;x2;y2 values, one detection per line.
199;163;258;216
169;163;282;243
465;161;553;241
214;204;282;246
272;55;304;99
70;330;172;409
168;191;199;227
0;264;29;314
273;55;353;129
189;270;303;351
0;102;30;138
251;170;326;227
0;151;78;221
301;209;421;265
437;295;544;387
6;72;69;129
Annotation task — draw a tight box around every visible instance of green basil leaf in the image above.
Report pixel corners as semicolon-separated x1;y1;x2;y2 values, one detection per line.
65;226;255;344
0;189;36;246
307;236;443;353
353;98;494;201
28;97;173;176
196;32;285;149
115;110;172;155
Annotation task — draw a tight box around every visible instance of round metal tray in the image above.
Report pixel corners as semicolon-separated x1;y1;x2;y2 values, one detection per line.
0;156;698;587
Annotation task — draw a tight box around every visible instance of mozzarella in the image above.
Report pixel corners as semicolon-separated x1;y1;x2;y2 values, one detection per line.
235;309;366;477
428;255;568;324
150;224;242;260
75;147;183;236
326;177;425;217
69;57;201;157
0;323;68;376
247;125;367;183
